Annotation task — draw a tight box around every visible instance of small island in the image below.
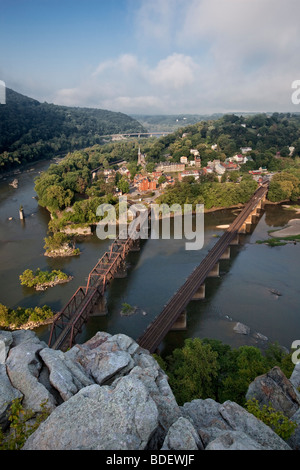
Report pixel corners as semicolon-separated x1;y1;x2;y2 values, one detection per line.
0;303;55;330
20;268;73;291
43;232;80;258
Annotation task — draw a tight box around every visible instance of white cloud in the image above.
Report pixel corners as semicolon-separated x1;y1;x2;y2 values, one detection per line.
53;53;202;113
53;0;300;114
149;54;199;89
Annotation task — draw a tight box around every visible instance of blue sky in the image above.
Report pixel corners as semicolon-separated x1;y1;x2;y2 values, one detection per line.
1;0;300;114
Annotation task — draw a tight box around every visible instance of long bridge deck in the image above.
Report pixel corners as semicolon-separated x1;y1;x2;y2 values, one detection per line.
137;184;269;353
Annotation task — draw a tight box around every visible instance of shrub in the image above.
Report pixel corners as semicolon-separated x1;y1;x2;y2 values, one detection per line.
0;398;50;450
245;398;297;440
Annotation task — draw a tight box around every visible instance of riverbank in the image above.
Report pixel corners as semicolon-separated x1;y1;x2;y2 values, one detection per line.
3;314;58;332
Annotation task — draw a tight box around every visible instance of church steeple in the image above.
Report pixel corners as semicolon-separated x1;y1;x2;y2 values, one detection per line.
138;147;142;165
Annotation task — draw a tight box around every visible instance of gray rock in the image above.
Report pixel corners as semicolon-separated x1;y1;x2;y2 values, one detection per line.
182;398;291;450
219;401;291;450
89;349;133;385
287;408;300;450
108;333;140;355
22;376;159;450
253;332;268;342
290;363;300;390
11;329;37;347
206;430;265;450
246;366;300;418
129;365;182;433
0;331;13;364
6;336;56;413
182;399;228;447
39;348;94;401
71;333;136;385
161;417;203;450
0;364;23;430
233;322;250;335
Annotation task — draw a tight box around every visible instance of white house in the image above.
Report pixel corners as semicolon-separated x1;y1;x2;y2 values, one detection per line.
240;147;252;154
214;160;226;175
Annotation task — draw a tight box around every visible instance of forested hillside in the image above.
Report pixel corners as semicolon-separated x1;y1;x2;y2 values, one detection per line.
0;88;146;172
141;113;300;169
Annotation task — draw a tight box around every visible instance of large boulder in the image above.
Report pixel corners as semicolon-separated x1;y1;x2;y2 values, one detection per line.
181;398;229;447
287;408;300;450
39;348;94;402
6;335;57;413
0;331;13;364
68;332;136;385
161;417;203;450
205;430;265;450
22;376;159;450
182;398;291;450
0;364;23;430
246;366;300;418
68;332;182;446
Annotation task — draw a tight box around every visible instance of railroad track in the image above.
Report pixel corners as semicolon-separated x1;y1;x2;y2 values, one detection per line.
137;185;269;353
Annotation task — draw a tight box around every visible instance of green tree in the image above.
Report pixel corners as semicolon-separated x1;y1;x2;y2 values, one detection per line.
44;232;70;251
159;338;219;405
118;177;130;194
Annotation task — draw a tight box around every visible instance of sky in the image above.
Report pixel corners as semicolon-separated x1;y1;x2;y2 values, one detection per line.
1;0;300;115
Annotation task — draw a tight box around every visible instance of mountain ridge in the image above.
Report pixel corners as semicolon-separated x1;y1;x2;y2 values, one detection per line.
0;88;146;172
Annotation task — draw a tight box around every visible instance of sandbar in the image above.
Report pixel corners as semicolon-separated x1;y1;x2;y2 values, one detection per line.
271;219;300;238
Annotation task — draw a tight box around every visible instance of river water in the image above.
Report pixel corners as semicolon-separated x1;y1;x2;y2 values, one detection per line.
1;159;300;356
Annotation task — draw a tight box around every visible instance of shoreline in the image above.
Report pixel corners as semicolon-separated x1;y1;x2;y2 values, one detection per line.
34;276;73;291
270;219;300;238
1;312;60;332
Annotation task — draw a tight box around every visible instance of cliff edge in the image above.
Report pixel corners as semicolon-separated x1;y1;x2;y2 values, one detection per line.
0;329;299;450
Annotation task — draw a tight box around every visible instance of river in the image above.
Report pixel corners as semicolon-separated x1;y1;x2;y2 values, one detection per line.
1;159;300;356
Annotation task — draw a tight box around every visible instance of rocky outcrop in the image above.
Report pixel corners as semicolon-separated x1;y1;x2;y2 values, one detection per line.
0;329;299;450
23;378;159;450
245;366;300;450
246;366;300;418
181;399;291;450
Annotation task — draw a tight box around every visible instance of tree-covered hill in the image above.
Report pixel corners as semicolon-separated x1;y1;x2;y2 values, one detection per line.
130;114;222;132
0;88;146;172
139;112;300;170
